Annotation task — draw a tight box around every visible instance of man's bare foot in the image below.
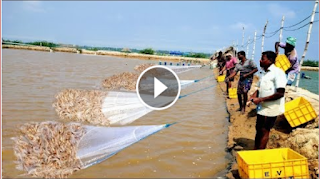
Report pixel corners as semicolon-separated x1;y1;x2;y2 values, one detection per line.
241;108;245;114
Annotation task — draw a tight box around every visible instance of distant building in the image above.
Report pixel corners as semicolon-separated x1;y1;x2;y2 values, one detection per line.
169;51;184;56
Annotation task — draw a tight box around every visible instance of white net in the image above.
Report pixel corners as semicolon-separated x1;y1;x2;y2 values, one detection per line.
167;65;201;74
101;91;152;125
77;124;168;168
180;80;196;88
13;121;170;177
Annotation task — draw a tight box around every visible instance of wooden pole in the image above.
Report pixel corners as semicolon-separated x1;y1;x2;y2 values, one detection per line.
295;0;319;91
252;31;257;60
261;20;268;53
246;36;250;58
279;15;285;42
242;27;245;50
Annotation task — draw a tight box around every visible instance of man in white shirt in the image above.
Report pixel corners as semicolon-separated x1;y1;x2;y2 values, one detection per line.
249;51;287;149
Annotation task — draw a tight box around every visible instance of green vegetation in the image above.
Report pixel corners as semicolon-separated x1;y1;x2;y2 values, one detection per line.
3;39;23;44
183;53;209;59
2;39;58;47
139;48;155;55
302;60;318;67
26;41;58;48
2;39;212;59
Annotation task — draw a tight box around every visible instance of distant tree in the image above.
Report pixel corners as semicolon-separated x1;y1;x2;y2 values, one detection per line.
183;53;209;58
302;60;318;67
27;41;58;47
139;48;155;55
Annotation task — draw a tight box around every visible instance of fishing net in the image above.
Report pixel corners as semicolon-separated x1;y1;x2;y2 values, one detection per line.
101;64;201;91
134;63;154;73
167;65;201;74
53;89;154;126
12;121;86;178
180;80;196;89
13;121;171;178
101;91;152;125
102;72;139;91
53;89;110;126
77;124;169;168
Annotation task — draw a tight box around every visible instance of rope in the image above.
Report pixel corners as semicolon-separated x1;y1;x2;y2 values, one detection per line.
283;14;312;29
262;13;315;36
179;84;216;99
283;20;319;31
194;74;214;82
265;29;281;38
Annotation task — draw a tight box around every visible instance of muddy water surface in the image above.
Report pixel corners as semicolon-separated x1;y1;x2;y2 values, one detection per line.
2;49;229;178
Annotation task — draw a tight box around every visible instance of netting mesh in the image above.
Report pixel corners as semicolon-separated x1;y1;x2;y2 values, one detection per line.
167;65;201;74
102;72;139;91
76;124;167;168
101;91;152;125
12;121;86;178
13;121;168;178
53;89;111;126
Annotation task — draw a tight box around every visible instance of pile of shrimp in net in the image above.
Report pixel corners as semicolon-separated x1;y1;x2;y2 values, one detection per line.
12;121;86;178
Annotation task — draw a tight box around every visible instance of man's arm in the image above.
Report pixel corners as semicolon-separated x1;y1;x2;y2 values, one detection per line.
275;42;284;55
219;66;226;75
243;68;258;78
252;88;285;105
249;90;258;100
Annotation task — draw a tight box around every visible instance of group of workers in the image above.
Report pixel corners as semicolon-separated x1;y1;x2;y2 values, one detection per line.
212;37;299;149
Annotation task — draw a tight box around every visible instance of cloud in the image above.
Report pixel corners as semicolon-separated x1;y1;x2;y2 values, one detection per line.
23;1;46;13
267;3;295;19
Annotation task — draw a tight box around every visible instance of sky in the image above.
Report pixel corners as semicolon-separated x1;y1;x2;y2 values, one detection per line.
2;1;319;63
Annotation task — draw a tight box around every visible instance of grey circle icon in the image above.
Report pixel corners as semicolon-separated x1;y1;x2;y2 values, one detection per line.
136;66;181;110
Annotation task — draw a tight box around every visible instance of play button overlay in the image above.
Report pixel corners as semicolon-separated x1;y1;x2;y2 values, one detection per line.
154;77;168;98
137;65;181;110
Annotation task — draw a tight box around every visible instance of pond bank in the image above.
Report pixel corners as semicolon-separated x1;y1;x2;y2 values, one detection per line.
213;68;319;179
2;44;210;64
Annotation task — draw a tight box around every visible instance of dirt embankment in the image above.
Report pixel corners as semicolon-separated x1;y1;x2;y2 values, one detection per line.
2;45;210;64
2;44;51;52
213;68;319;179
301;66;319;71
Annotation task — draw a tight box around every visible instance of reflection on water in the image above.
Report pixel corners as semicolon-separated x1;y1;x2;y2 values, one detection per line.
2;49;229;178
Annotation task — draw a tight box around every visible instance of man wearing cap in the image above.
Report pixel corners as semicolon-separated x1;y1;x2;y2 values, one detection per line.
275;37;299;86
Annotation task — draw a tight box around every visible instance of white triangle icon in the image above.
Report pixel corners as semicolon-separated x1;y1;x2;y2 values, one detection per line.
154;77;168;98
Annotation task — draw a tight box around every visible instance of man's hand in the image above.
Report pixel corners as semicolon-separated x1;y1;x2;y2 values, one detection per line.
225;77;229;83
243;74;248;78
219;71;223;75
251;97;262;105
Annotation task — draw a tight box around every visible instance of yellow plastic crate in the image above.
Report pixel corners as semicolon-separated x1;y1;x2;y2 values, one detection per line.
275;54;291;72
237;148;309;179
284;97;317;127
228;88;237;98
217;75;225;82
